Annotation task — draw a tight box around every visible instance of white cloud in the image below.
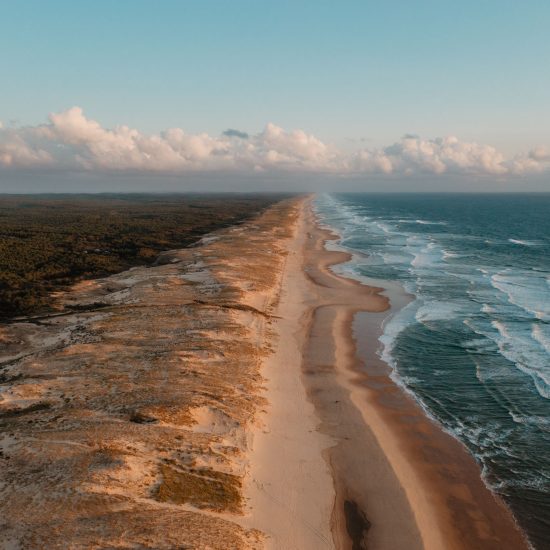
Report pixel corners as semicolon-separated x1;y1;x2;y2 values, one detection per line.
0;128;52;168
0;106;549;179
349;135;509;175
529;146;550;162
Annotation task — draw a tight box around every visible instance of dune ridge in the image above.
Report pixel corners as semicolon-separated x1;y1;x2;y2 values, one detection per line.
0;198;299;549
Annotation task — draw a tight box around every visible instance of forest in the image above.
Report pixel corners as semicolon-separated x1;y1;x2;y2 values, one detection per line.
0;194;283;319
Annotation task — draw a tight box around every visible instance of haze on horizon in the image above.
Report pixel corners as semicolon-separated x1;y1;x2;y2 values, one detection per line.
1;0;549;192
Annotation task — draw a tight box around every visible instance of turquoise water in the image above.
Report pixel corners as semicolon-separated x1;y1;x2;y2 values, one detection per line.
314;193;550;549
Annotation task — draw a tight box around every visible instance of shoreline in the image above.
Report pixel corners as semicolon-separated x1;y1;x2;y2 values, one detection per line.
246;196;529;549
0;193;532;549
310;201;529;549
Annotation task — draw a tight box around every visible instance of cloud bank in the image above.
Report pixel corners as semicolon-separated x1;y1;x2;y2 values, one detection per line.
1;107;549;178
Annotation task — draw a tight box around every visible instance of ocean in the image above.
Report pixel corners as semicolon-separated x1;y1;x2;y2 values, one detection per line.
314;193;550;549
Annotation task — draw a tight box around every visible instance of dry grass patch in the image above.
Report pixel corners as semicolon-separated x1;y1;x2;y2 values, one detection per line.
145;405;194;426
155;463;242;513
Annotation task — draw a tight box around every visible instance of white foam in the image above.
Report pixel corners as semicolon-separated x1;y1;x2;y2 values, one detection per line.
442;250;460;260
508;238;540;246
509;411;550;428
382;251;412;266
410;241;444;269
379;300;419;370
415;219;446;225
532;324;550;355
491;271;550;321
490;320;550;399
374;221;394;234
415;301;463;323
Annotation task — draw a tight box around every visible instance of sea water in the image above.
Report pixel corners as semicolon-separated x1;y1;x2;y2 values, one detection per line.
314;193;550;549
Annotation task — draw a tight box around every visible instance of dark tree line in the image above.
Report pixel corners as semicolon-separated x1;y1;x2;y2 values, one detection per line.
0;194;285;319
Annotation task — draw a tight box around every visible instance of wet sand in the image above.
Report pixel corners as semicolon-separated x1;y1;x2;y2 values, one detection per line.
246;197;529;549
306;200;529;549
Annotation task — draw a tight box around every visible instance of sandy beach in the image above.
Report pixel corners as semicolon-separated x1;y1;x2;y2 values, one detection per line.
0;195;530;549
245;196;529;549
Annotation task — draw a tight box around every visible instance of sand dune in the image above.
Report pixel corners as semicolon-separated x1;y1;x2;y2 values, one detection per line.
0;199;299;549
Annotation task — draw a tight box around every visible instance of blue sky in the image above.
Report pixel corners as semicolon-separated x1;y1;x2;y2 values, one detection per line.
1;0;549;190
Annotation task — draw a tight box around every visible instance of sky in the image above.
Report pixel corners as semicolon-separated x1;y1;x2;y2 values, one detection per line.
1;0;549;192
